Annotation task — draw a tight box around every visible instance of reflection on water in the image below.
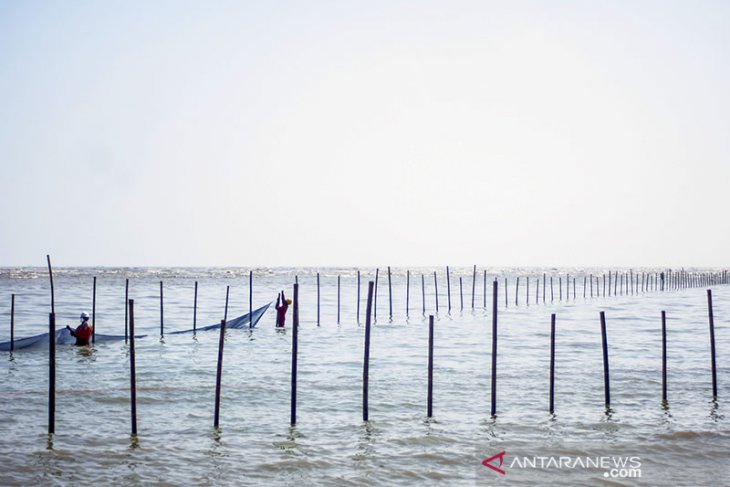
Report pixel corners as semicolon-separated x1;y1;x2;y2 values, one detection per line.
0;267;728;485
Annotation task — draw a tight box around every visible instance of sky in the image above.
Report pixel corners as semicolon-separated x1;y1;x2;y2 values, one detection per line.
0;0;728;267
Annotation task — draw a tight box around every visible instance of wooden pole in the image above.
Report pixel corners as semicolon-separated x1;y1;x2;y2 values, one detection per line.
406;270;410;318
374;268;379;321
125;278;129;342
48;312;55;435
550;277;554;302
549;313;556;414
526;277;530;306
363;281;374;421
421;274;426;315
471;265;476;309
224;285;230;323
559;277;562;301
434;272;439;312
446;266;451;312
92;276;97;343
249;270;253;321
707;289;718;399
459;277;464;311
621;274;624;295
46;255;55;315
129;299;137;436
316;272;320;325
214;319;226;429
159;281;164;337
10;294;15;351
583;275;587;298
388;267;392;320
428;314;434;418
357;270;361;323
291;282;299;425
193;281;198;333
600;311;611;409
661;310;667;403
337;275;341;324
543;273;546;303
573;277;576;299
515;277;520;306
491;280;498;417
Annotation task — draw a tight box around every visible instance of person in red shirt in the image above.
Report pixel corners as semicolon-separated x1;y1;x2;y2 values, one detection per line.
275;291;292;327
67;312;93;346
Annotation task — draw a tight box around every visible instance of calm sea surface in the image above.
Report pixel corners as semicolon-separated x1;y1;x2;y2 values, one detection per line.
0;267;728;486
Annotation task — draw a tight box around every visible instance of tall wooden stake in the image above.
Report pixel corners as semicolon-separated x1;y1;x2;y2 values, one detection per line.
471;265;476;309
291;282;299;425
129;299;137;436
92;276;97;343
224;285;230;322
159;281;164;337
363;281;374;421
193;281;198;333
708;289;718;398
491;280;498;417
46;255;54;315
406;270;410;318
446;266;451;312
124;278;129;342
214;319;226;429
10;294;15;351
357;270;361;323
428;315;434;418
600;311;611;409
661;310;667;403
434;272;439;312
374;268;379;321
459;277;464;311
549;313;556;414
48;312;55;435
388;267;392;320
337;275;341;324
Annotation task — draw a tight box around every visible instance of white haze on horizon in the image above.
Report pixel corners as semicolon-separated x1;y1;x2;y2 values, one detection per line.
0;1;728;268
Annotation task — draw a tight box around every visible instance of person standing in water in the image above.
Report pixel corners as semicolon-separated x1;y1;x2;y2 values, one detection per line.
275;291;292;327
67;312;93;346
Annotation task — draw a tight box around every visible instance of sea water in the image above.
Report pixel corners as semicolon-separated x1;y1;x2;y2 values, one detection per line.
0;267;728;486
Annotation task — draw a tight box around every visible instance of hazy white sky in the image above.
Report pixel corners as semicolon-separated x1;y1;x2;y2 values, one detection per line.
0;1;728;267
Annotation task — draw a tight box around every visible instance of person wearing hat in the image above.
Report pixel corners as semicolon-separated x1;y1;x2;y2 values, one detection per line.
67;312;94;346
275;291;292;327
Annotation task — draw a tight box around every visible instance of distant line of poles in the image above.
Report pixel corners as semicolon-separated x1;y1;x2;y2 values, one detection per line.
6;265;730;350
314;267;729;324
